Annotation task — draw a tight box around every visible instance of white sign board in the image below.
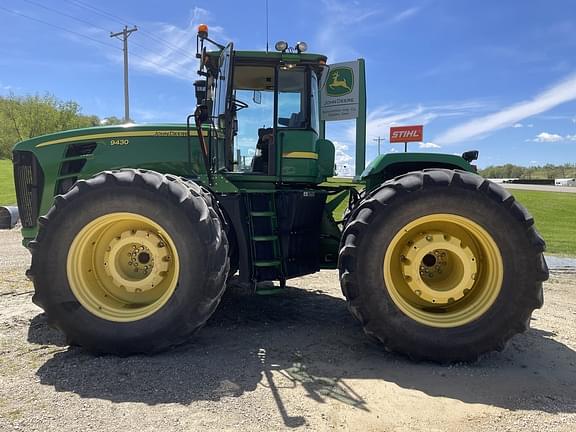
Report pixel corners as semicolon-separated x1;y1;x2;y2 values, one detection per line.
320;61;360;121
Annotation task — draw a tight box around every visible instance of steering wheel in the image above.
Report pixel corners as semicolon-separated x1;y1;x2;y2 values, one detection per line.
231;98;249;111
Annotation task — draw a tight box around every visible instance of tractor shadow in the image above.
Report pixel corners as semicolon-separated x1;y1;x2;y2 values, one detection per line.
31;279;576;424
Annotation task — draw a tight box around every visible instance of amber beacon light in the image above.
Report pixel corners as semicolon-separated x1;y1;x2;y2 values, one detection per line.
197;24;209;38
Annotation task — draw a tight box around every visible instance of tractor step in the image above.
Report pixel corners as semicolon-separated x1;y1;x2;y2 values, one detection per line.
254;260;282;267
250;211;275;217
253;235;278;241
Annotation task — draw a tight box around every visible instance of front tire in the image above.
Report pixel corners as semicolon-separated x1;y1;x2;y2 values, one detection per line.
339;169;548;362
29;169;229;354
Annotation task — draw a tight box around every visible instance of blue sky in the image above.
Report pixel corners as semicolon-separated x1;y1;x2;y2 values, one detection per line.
1;0;576;172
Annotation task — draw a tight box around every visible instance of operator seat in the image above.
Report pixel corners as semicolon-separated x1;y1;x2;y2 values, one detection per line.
288;112;306;128
251;127;274;173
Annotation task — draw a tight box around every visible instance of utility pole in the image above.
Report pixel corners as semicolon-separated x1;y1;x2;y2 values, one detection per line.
110;25;138;123
373;136;385;155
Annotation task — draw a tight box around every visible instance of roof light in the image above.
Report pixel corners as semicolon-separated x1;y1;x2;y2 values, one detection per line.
275;40;288;52
296;41;308;53
197;24;209;38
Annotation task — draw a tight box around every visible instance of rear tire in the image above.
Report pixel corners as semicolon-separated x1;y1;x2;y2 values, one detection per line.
339;169;548;362
28;169;229;354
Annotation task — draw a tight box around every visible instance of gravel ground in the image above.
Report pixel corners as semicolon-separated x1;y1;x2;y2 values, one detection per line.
0;228;575;431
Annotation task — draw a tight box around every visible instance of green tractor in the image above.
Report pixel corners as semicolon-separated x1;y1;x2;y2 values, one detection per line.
12;27;548;362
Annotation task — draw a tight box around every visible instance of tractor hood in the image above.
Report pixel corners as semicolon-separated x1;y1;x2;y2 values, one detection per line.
12;123;193;151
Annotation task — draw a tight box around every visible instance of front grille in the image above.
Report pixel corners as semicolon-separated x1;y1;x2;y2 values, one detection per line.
13;151;43;228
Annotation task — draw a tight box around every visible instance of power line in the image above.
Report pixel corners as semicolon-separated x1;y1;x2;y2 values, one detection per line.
0;5;121;51
129;51;194;78
64;0;129;26
5;2;193;77
1;3;197;81
63;0;199;62
265;0;269;52
21;0;111;34
138;30;199;63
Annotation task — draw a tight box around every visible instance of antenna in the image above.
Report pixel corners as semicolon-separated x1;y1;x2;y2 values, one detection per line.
265;0;269;52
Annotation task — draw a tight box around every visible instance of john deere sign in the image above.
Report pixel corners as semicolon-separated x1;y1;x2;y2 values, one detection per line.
321;61;360;121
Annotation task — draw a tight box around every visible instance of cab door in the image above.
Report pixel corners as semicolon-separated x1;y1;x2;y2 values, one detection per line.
212;43;234;171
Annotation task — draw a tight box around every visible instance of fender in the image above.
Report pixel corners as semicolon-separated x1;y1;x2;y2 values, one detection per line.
360;153;475;192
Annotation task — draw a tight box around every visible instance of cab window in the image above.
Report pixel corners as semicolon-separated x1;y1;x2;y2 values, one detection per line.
277;68;307;129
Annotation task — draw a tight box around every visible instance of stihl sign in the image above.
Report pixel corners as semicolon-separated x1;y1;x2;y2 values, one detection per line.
390;125;423;143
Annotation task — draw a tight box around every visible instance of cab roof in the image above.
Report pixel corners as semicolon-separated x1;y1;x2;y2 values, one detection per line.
204;49;327;69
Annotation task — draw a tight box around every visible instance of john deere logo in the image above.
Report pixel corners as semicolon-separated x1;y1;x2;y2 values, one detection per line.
327;67;354;96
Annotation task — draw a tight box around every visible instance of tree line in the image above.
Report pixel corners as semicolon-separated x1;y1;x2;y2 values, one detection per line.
479;163;576;179
0;93;122;159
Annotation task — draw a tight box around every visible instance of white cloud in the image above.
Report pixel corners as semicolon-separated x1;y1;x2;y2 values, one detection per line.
333;140;354;177
316;1;421;62
388;7;422;24
347;101;488;144
317;0;384;62
128;8;228;82
512;123;524;128
530;132;576;142
419;142;441;149
533;132;563;142
435;72;576;144
331;102;487;173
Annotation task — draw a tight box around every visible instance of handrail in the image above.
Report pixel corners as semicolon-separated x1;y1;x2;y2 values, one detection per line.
186;112;212;185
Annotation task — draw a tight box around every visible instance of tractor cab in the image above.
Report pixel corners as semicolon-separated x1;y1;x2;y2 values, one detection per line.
195;30;334;185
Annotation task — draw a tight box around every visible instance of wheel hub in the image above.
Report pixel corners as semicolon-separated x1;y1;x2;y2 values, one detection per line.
103;229;171;293
400;231;478;305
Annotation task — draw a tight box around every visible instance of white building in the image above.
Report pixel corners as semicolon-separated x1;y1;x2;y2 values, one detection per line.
555;178;576;187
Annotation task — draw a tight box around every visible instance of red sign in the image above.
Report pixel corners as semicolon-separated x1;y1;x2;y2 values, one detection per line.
390;125;423;143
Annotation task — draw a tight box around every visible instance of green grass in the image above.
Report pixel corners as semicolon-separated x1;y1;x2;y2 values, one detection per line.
0;160;15;206
511;190;576;256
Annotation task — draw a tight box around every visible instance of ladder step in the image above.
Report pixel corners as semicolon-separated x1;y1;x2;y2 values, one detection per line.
250;211;275;217
254;260;281;267
253;235;279;241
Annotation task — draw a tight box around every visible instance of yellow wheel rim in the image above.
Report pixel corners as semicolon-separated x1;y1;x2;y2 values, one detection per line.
67;213;180;322
383;214;503;328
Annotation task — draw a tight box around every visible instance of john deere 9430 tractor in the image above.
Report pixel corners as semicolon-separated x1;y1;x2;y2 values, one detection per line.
12;26;548;362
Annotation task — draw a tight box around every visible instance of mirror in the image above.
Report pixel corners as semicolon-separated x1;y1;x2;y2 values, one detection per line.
253;90;262;104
